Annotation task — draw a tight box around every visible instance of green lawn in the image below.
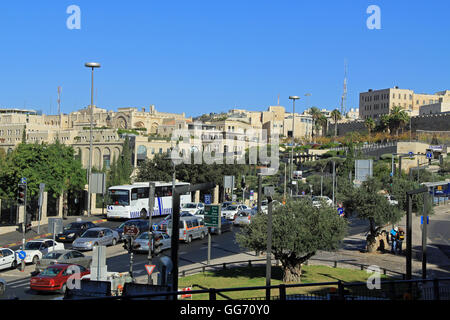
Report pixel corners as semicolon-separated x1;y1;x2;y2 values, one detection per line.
178;264;392;300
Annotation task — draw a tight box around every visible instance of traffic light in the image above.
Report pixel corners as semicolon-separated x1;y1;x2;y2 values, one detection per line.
241;176;246;189
17;184;27;206
25;213;32;233
152;233;163;257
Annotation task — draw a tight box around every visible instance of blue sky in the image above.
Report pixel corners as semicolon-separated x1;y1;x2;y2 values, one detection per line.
1;0;450;117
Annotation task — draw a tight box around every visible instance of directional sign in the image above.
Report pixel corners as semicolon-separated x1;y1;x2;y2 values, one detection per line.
204;205;221;228
426;152;433;160
337;207;344;217
145;265;156;276
421;216;429;225
17;251;26;260
124;225;140;237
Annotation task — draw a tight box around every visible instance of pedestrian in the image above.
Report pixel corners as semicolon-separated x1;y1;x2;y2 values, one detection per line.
397;227;405;254
390;226;398;254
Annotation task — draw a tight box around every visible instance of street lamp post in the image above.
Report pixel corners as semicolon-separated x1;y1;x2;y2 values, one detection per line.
289;96;300;196
85;62;101;217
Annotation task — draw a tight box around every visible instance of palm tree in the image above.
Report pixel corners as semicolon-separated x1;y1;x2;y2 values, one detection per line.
317;114;328;137
330;109;342;138
308;107;322;142
364;117;376;137
390;106;410;135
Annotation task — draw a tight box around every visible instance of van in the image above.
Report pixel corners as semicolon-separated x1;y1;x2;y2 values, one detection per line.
167;216;207;243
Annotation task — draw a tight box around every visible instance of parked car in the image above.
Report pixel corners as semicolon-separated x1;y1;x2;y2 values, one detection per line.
16;239;65;265
193;208;205;220
56;221;97;243
222;204;249;220
115;219;150;241
210;217;233;234
35;250;92;273
0;248;19;271
312;196;333;208
30;264;90;294
0;278;6;296
233;209;257;226
157;212;194;231
133;231;171;253
72;227;119;251
180;202;204;215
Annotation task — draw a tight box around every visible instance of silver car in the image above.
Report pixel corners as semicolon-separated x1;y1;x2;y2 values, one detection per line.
72;227;119;251
35;250;92;272
233;209;257;226
133;231;171;253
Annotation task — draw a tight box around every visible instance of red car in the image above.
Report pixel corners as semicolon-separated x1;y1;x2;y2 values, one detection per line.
30;264;90;294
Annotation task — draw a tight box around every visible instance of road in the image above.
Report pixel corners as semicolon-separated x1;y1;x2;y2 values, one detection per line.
0;218;244;300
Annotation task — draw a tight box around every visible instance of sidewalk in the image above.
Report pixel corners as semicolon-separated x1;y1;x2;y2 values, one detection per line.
0;214;107;249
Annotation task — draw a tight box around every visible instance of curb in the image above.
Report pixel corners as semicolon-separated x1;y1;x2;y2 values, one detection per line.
2;219;107;249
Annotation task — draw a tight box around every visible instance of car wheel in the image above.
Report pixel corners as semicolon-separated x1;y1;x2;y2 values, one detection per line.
112;238;117;246
59;283;67;294
140;209;147;219
187;235;192;243
200;232;205;240
32;255;39;265
11;259;18;269
0;282;5;296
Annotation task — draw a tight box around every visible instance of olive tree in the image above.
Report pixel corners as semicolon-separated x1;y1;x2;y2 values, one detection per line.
236;199;347;283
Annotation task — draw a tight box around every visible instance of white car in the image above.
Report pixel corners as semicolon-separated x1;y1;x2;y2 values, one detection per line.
15;239;65;265
180;202;205;215
222;204;249;220
385;194;399;206
312;196;333;208
0;248;19;271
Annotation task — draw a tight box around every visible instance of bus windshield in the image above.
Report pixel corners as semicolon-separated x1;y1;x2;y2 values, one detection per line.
108;189;130;206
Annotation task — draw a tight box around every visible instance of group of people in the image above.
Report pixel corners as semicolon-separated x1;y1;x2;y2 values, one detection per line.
389;226;405;255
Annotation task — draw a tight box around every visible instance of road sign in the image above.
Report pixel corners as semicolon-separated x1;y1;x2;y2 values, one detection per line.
337;207;344;216
204;194;211;205
17;251;26;260
20;177;27;184
124;225;140;237
145;265;156;276
408;152;414;158
426;151;433;160
421;216;429;225
204;205;221;228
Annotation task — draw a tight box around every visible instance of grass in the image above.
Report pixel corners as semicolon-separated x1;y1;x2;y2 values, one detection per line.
177;264;392;300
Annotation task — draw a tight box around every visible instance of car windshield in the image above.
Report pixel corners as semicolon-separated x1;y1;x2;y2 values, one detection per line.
40;267;62;277
25;242;42;250
43;252;63;259
182;203;197;209
108;189;130;206
137;232;149;240
119;221;141;229
226;206;237;210
64;223;82;230
81;230;99;238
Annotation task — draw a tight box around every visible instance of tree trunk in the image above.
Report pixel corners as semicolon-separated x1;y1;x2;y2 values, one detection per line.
280;252;315;283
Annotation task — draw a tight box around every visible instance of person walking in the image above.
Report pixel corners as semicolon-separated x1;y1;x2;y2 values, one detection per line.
390;226;398;254
397;227;405;254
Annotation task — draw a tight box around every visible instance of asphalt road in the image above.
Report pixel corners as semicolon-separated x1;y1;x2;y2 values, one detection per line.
0;218;244;300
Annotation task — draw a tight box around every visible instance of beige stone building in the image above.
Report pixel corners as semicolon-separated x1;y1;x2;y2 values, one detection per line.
359;87;450;120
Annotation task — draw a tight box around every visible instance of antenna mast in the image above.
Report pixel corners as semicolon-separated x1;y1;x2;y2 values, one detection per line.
57;86;62;128
341;60;348;115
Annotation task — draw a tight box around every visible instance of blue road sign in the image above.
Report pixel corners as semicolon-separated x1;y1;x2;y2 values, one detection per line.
204;194;211;205
17;250;26;260
408;152;414;158
20;177;27;184
421;216;429;225
152;223;159;231
337;207;344;216
426;152;433;159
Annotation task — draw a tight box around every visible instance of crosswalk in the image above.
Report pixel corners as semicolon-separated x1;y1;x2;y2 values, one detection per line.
5;277;30;290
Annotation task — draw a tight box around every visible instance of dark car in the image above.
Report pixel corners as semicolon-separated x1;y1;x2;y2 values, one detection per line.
210;217;233;234
56;221;97;243
115;219;150;241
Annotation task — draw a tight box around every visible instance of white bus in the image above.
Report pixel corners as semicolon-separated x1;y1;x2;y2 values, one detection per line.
106;181;191;220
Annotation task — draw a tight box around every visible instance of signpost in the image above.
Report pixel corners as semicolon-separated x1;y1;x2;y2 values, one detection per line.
204;205;221;265
145;265;156;277
124;224;140;282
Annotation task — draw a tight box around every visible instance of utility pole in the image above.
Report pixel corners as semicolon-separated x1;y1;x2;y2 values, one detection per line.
147;183;155;284
265;187;274;301
332;161;336;206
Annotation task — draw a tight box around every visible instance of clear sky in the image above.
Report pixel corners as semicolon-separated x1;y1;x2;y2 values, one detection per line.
1;0;450;117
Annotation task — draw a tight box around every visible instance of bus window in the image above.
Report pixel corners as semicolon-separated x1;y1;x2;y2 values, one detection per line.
108;190;130;206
